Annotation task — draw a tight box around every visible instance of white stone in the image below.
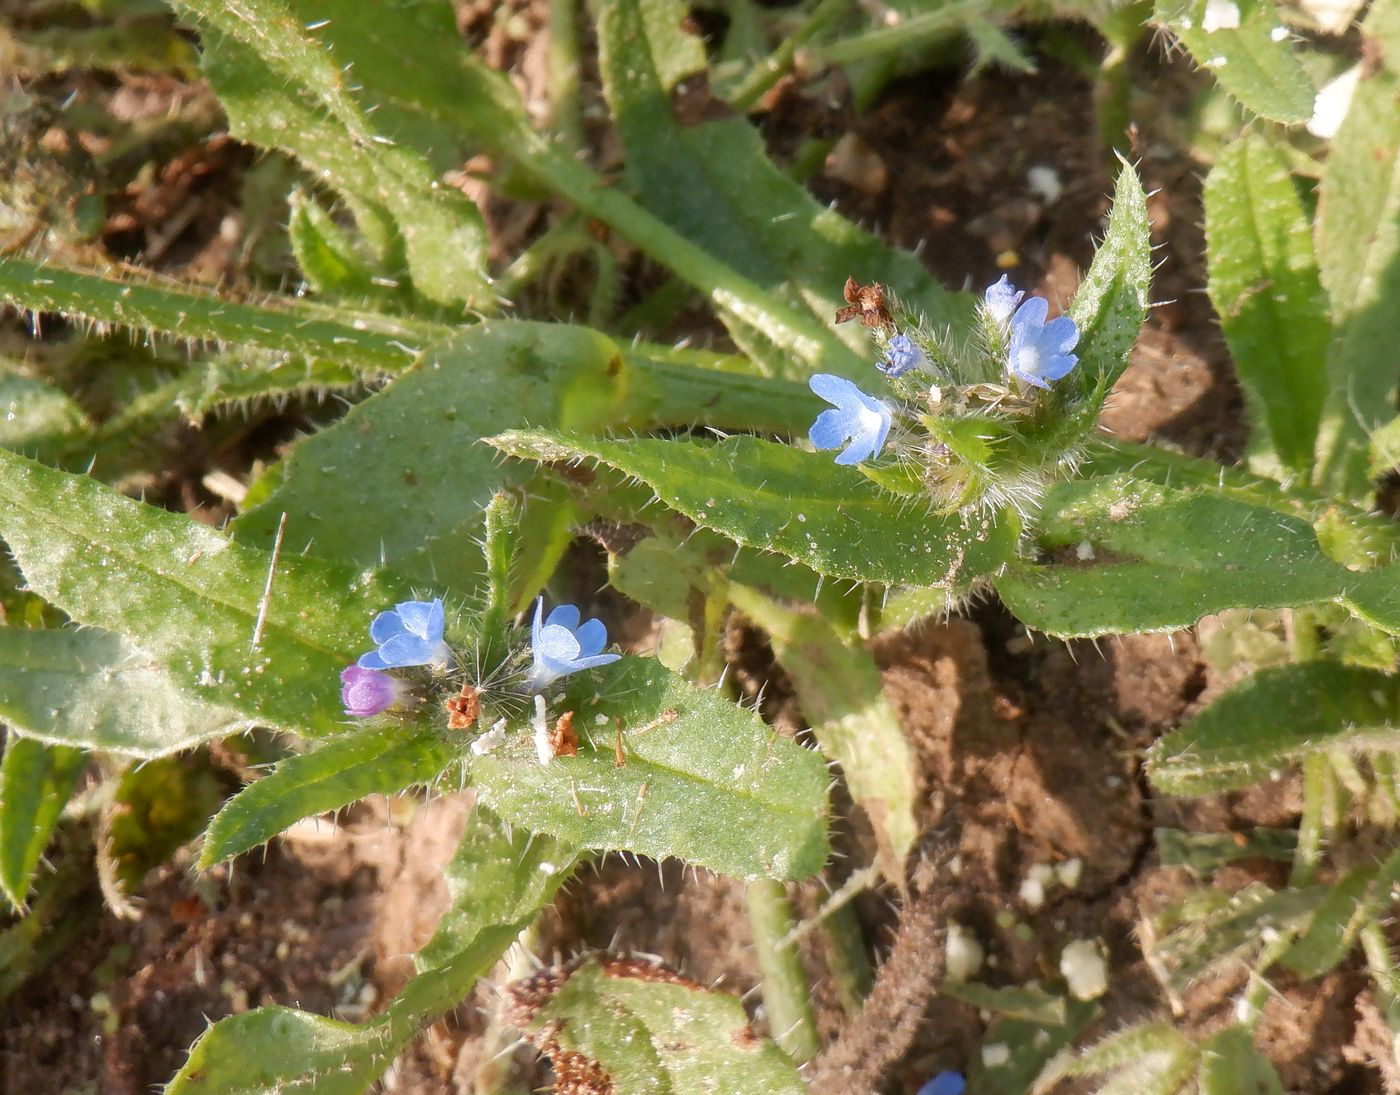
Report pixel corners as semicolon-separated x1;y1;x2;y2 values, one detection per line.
1060;939;1108;1000
1202;0;1241;31
945;922;985;983
982;1043;1011;1068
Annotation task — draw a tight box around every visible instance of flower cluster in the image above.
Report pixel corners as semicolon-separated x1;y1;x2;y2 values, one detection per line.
337;596;620;763
807;275;1083;512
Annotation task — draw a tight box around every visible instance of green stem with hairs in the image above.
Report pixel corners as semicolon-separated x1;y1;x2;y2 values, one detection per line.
745;878;821;1063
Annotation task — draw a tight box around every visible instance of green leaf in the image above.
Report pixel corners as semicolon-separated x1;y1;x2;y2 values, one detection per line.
1154;827;1297;876
200;726;457;866
1067;160;1153;402
1279;850;1400;977
597;0;965;370
1197;1026;1285;1095
994;474;1400;638
506;956;805;1095
0;257;430;370
0;449;415;751
169;808;573;1093
942;981;1067;1025
287;191;379;299
1147;663;1400;795
172;0;491;309
491;431;1018;587
0;627;250;758
0;735;85;909
470;657;829;880
1313;0;1400;498
233;321;630;593
1153;0;1315;124
1204;135;1330;477
0;369;91;460
727;586;917;875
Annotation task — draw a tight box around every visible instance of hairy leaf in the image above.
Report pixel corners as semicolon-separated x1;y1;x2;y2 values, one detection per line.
170;808;572;1093
0;626;250;758
728;586;916;876
234;322;631;592
470;657;829;880
201;727;457;865
1148;663;1400;795
507;956;805;1095
491;431;1017;587
1313;0;1400;498
0;449;415;749
1153;0;1314;124
995;474;1400;637
1204;135;1330;477
0;735;85;909
172;0;491;308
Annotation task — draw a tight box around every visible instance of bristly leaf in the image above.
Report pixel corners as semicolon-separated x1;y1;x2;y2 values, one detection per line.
490;431;1018;587
596;0;965;372
1152;0;1315;124
1147;662;1400;796
200;727;457;866
1197;1026;1286;1095
0;257;430;370
1313;0;1400;498
0;626;250;758
170;0;491;309
728;585;918;877
0;735;85;910
470;657;830;881
0;449;416;752
1067;159;1152;404
1204;135;1330;478
232;322;630;595
506;956;805;1095
169;808;573;1094
994;474;1400;638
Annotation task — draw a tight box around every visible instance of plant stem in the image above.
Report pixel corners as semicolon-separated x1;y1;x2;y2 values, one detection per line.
746;878;821;1063
547;0;584;151
1292;754;1333;887
822;903;874;1015
1361;919;1400;1064
727;0;857;113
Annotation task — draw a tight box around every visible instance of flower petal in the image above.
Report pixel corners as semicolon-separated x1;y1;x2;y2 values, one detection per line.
1040;352;1078;381
1039;315;1079;355
377;632;436;667
573;617;607;657
545;604;582;632
357;649;390;670
369;609;407;644
393;599;439;639
1009;294;1048;338
808;372;860;403
569;652;621;672
537;624;584;667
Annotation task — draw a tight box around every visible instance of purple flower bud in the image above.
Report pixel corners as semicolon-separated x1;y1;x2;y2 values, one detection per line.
879;334;926;378
340;665;403;718
983;274;1025;326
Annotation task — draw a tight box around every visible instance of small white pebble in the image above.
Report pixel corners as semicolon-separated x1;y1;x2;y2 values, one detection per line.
1234;993;1258;1023
982;1043;1011;1068
1269;24;1289;39
594;713;609;725
945;922;985;983
1027;165;1064;205
1060;939;1108;1001
1076;540;1096;561
1202;0;1241;30
1056;858;1083;889
1020;875;1047;910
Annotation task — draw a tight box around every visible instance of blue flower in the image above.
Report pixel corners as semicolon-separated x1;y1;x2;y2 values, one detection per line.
528;599;621;692
340;665;404;717
357;598;451;670
916;1071;965;1095
984;274;1024;326
879;334;926;378
1007;296;1079;389
808;373;893;466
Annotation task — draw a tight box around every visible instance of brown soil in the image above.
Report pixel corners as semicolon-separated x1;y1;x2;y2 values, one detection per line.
1;15;1387;1095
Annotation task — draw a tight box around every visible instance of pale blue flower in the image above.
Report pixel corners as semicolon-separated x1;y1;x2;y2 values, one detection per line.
808;373;892;466
1006;296;1079;389
528;598;620;692
879;334;925;378
917;1072;965;1095
357;598;451;670
340;665;404;717
984;274;1024;326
